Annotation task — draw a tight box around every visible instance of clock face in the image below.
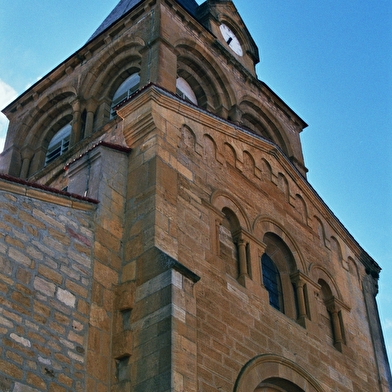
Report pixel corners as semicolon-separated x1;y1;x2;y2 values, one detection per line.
219;24;243;57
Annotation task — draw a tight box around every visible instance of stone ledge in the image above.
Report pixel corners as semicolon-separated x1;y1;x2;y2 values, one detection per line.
0;174;98;211
156;249;201;284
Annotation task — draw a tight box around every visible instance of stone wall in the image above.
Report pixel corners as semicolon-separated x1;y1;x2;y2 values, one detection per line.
118;90;388;391
0;0;390;390
0;85;390;392
0;178;96;392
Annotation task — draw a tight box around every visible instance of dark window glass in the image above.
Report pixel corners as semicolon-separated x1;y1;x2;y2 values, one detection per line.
262;253;283;311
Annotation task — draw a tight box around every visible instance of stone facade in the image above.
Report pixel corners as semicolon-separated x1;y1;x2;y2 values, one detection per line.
0;0;390;391
0;177;96;391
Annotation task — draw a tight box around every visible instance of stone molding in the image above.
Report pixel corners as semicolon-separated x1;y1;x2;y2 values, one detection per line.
234;354;326;392
0;174;98;210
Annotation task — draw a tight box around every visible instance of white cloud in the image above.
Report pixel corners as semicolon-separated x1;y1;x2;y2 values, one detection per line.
0;79;18;153
383;319;392;330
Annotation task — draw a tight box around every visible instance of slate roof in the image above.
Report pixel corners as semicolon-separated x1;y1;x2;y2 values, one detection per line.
89;0;199;41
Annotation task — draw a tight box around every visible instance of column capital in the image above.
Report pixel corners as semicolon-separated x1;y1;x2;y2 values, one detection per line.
325;297;340;314
70;97;81;111
290;270;319;289
324;296;351;313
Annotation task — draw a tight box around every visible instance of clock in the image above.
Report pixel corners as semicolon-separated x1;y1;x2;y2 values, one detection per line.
219;23;243;57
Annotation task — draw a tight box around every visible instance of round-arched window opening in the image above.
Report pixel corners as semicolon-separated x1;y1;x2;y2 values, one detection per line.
261;253;284;312
45;123;72;165
176;77;198;105
111;73;140;117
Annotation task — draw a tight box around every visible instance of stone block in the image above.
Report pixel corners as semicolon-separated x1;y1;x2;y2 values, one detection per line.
112;330;133;358
68;330;84;346
13;382;40;392
65;279;88;298
68;350;85;363
57;288;76;308
86;350;110;383
48;384;67;392
0;376;12;392
90;303;111;332
0;315;13;328
115;281;136;310
26;373;46;391
94;261;118;289
38;265;63;285
6;350;23;365
0;359;23;379
33;277;55;297
16;268;32;285
9;248;32;268
11;291;31;310
58;374;73;388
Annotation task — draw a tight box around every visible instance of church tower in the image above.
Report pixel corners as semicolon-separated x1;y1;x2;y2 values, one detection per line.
0;1;390;391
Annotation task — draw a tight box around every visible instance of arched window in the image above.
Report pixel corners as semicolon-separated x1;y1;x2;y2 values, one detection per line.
317;279;334;345
111;73;140;117
176;77;198;105
317;279;346;351
261;254;283;311
45;123;71;165
219;208;240;279
260;233;303;321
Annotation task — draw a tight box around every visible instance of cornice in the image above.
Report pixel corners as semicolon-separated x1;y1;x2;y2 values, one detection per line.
64;141;132;171
0;174;98;211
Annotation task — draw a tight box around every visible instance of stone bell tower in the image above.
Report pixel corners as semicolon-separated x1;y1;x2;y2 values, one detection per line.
0;0;390;391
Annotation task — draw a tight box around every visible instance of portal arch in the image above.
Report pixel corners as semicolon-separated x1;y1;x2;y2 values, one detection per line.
234;354;325;392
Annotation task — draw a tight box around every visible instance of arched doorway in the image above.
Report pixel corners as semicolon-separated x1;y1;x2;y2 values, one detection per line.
255;377;305;391
234;354;325;392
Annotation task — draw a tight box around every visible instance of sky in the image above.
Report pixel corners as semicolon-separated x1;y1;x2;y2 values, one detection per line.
1;0;391;362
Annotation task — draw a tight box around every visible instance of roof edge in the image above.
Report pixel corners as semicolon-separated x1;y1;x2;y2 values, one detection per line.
0;173;99;207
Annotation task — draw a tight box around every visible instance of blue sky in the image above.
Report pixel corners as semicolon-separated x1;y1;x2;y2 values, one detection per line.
1;0;391;361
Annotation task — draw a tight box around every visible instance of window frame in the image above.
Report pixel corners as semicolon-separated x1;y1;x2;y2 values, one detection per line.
110;73;140;118
176;77;198;105
262;253;284;312
45;123;72;165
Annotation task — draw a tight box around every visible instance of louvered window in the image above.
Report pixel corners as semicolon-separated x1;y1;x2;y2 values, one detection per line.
110;73;140;118
45;123;71;165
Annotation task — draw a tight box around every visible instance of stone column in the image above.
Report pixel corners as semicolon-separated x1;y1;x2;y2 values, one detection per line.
295;280;307;320
20;148;34;179
326;300;343;346
207;207;224;257
71;99;82;146
290;271;312;328
84;100;97;138
237;235;248;279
